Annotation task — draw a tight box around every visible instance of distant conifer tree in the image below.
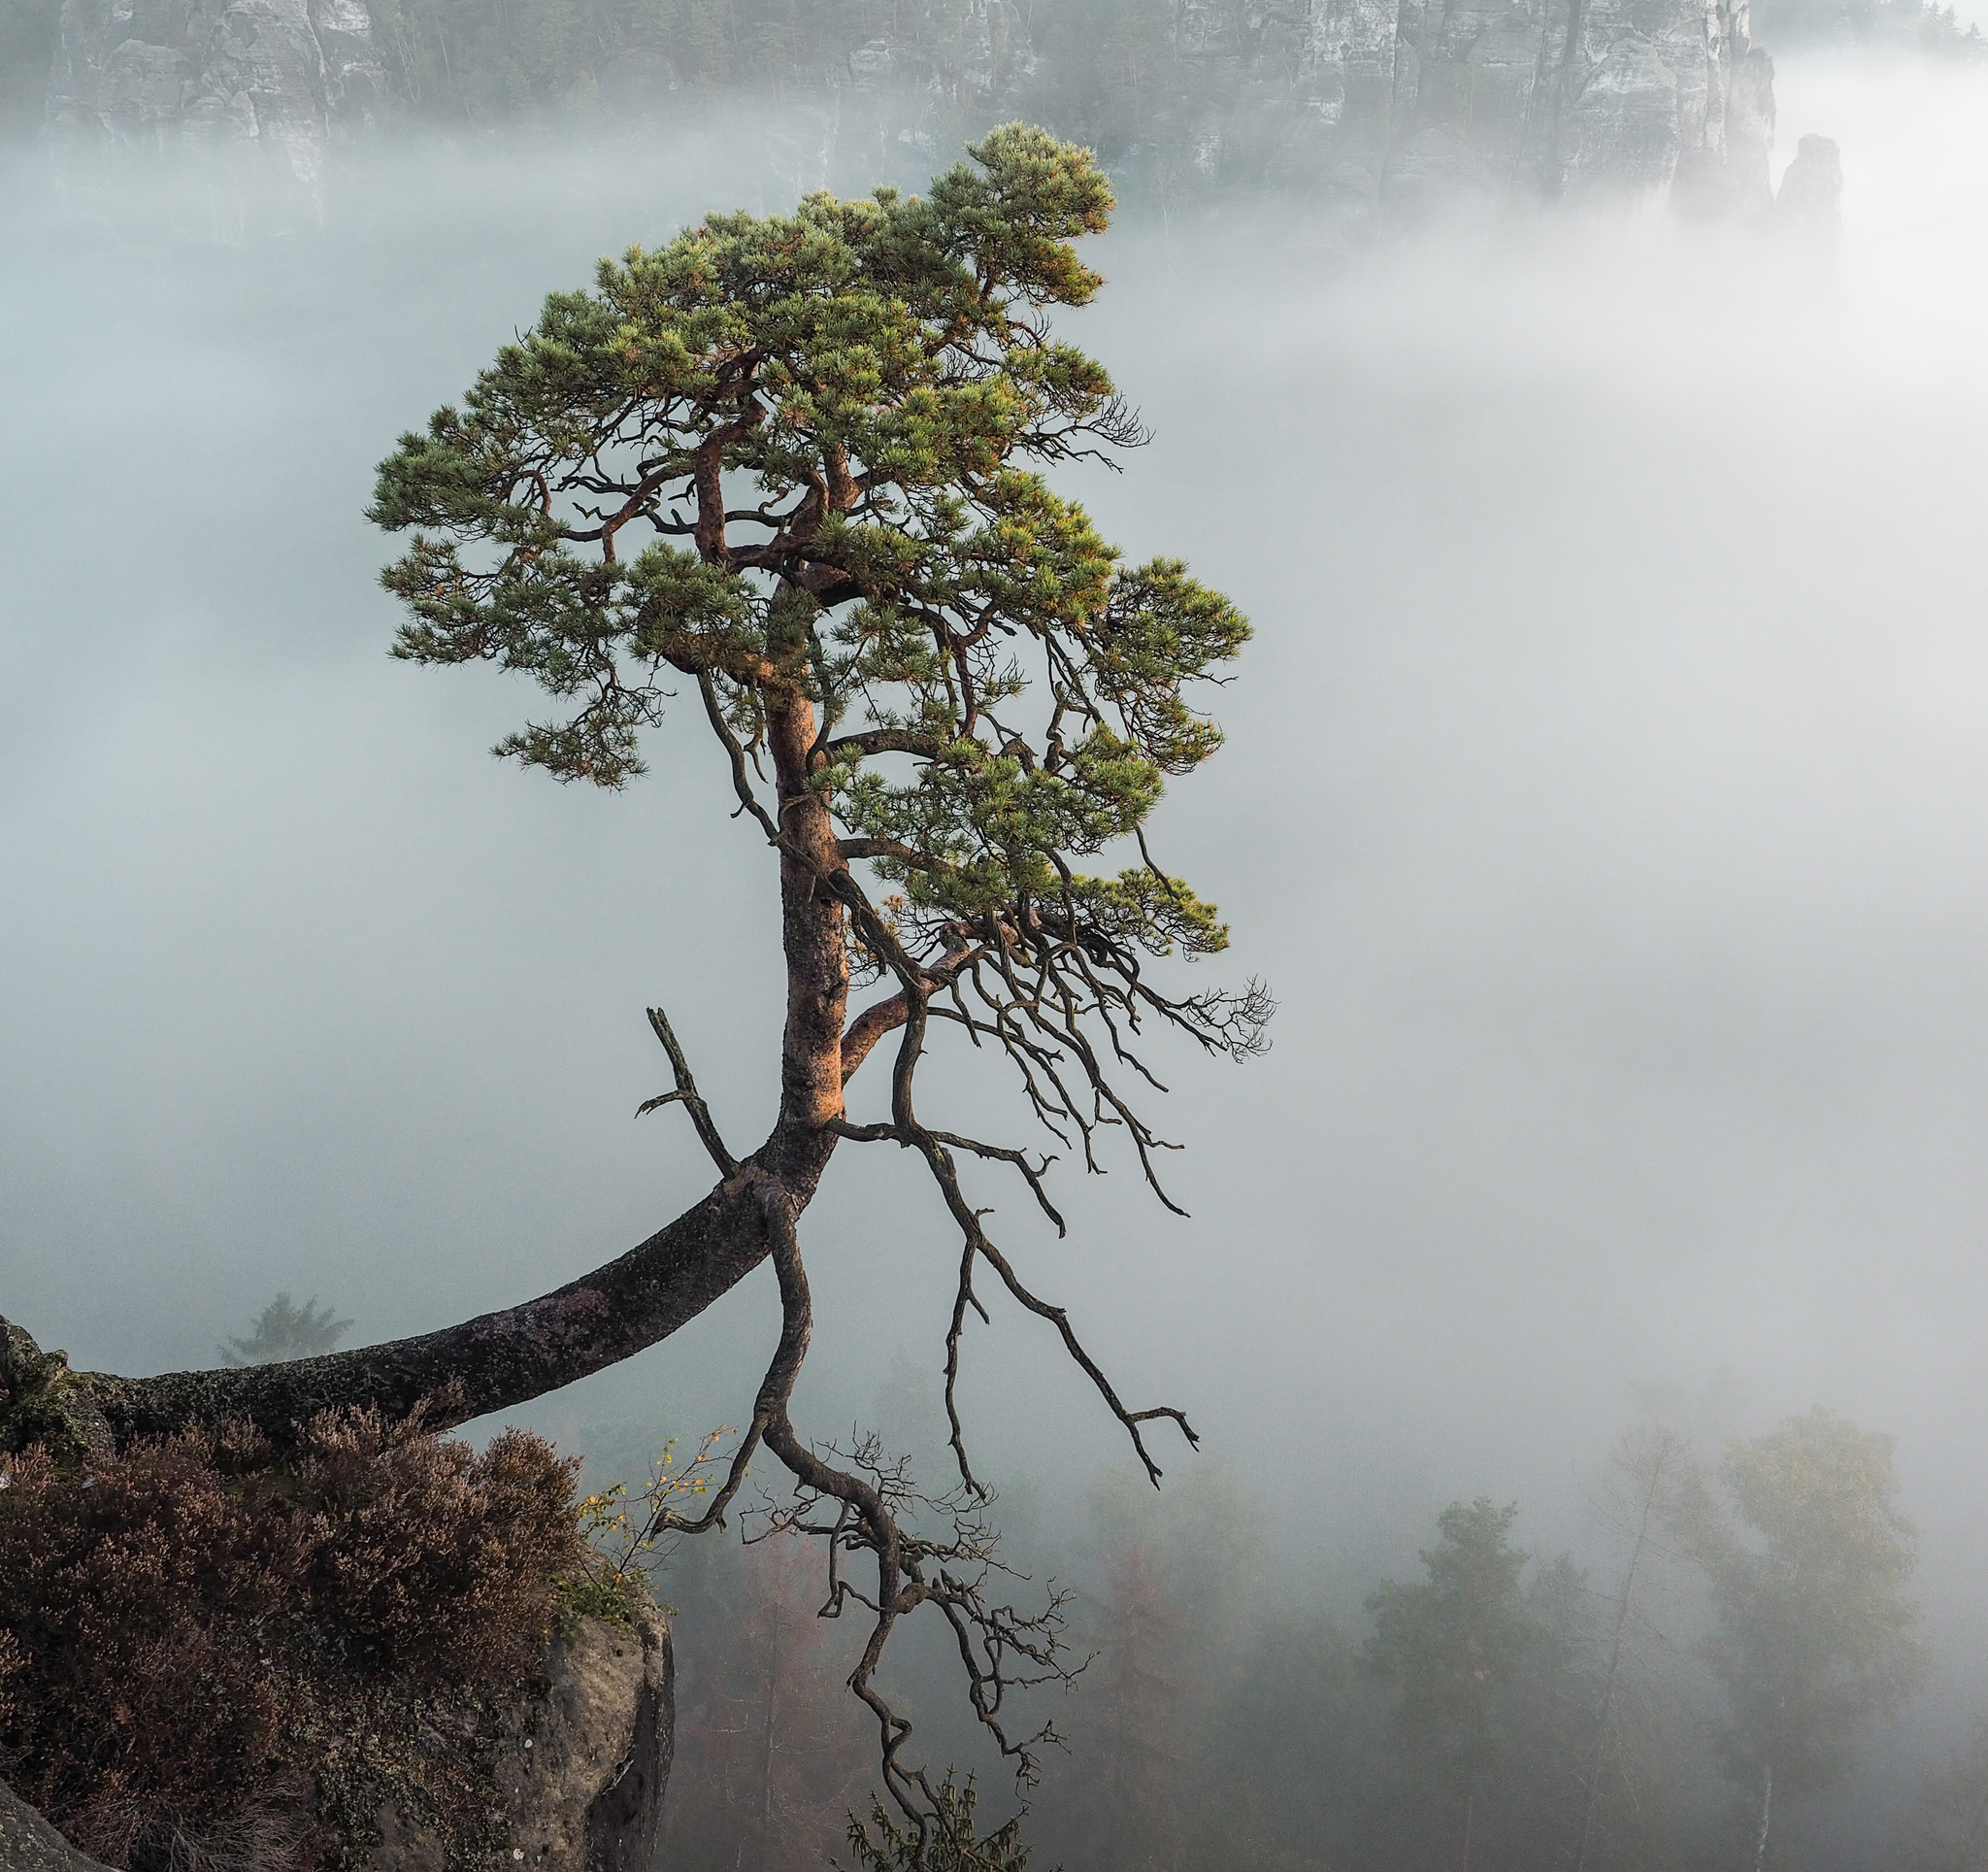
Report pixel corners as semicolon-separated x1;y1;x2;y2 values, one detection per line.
217;1292;354;1366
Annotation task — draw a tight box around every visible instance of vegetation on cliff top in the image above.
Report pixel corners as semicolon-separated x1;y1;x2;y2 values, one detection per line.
0;1409;584;1872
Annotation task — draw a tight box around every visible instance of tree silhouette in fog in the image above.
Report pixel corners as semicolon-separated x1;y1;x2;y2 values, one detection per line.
1682;1409;1926;1871
1367;1499;1537;1871
665;1530;868;1870
216;1294;353;1368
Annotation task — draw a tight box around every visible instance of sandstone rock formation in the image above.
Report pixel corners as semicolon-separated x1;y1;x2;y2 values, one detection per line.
42;0;387;230
1102;0;1774;223
769;0;1780;225
361;1605;674;1872
1773;128;1843;227
20;0;1782;230
499;1607;674;1872
0;1783;116;1872
1;1609;672;1872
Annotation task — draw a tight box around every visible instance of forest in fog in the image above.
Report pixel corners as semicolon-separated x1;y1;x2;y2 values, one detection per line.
182;1286;1969;1870
595;1389;1943;1871
9;0;1988;1858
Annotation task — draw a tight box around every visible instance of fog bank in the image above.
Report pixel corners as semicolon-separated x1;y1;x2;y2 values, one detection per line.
8;48;1988;1858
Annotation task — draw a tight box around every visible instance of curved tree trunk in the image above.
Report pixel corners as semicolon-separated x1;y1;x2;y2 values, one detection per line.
3;1127;827;1456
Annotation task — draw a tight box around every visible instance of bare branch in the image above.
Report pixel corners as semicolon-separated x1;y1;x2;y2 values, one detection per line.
827;1119;1065;1235
696;671;780;845
734;1187;1082;1847
841;943;978;1086
638;1004;739;1178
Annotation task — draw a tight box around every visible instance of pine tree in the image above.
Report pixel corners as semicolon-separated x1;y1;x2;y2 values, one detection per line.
1366;1500;1538;1872
215;1293;353;1367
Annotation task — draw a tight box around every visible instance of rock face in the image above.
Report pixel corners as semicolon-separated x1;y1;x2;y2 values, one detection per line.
765;0;1778;225
1112;0;1773;224
22;0;1782;231
506;1607;674;1872
370;1607;674;1872
1773;128;1842;226
43;0;386;229
0;1782;115;1872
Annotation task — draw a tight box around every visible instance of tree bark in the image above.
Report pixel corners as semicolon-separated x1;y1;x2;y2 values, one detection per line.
768;682;849;1136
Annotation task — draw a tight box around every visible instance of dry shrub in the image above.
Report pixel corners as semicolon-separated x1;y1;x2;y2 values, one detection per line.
286;1409;582;1682
0;1407;586;1872
0;1628;26;1730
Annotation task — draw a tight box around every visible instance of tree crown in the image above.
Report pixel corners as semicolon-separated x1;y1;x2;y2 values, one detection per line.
1690;1408;1926;1795
372;122;1248;975
1366;1497;1537;1784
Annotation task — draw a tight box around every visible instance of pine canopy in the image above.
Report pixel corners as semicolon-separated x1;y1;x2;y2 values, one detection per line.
371;123;1247;973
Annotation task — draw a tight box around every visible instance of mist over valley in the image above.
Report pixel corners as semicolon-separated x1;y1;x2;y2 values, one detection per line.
6;38;1988;1872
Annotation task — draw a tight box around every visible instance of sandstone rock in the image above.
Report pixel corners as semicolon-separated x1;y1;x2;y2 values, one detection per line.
0;1609;671;1872
368;1606;674;1872
20;0;1792;236
0;1782;115;1872
1130;0;1778;225
507;1606;673;1872
44;0;387;231
1774;129;1843;228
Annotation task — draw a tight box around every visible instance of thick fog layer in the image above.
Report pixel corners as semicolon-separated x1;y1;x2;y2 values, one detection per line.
7;49;1988;1862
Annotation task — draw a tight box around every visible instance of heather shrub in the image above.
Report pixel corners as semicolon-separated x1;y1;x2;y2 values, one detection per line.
0;1407;587;1872
286;1409;582;1681
0;1437;298;1861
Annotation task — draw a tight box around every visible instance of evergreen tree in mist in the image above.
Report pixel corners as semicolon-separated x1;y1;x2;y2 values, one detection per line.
1485;1555;1604;1858
1745;0;1983;56
662;1530;868;1871
1078;1539;1182;1872
1365;1499;1537;1870
1682;1409;1928;1870
215;1292;354;1366
1189;1608;1382;1872
1021;1460;1257;1870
